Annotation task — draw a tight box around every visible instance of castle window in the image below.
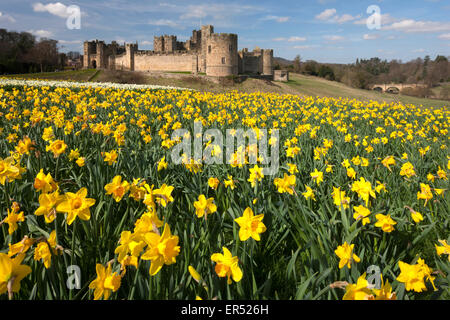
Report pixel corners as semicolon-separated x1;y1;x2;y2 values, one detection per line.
208;45;211;54
222;57;226;64
229;44;232;52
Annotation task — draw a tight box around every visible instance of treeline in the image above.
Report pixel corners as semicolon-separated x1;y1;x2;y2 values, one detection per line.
276;55;450;99
0;28;66;74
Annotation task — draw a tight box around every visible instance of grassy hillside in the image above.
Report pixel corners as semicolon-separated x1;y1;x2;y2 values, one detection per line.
283;73;449;109
2;69;98;82
2;69;448;108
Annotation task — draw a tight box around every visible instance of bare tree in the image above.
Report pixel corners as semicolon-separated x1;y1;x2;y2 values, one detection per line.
293;55;301;73
30;39;59;72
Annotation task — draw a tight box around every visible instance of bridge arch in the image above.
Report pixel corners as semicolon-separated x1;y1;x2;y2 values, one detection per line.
386;86;400;94
373;86;383;92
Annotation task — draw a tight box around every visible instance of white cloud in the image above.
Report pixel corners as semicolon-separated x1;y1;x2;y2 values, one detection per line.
28;29;53;38
140;40;153;45
148;19;183;29
32;2;71;18
363;33;380;40
288;36;307;42
58;40;82;44
334;14;360;24
261;15;290;23
323;35;344;41
438;33;450;40
315;8;336;20
383;19;450;33
412;48;426;53
180;3;258;21
315;9;359;24
293;45;317;49
273;36;306;42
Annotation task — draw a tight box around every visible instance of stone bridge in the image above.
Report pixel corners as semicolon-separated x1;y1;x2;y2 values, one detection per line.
370;83;427;93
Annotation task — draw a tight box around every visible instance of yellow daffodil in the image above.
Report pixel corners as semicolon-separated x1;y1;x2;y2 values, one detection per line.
302;185;315;201
211;247;243;284
34;230;61;269
153;183;174;207
234;207;266;241
2;207;25;235
103;150;118;165
8;236;35;257
34;169;58;193
0;253;32;299
400;162;416;178
310;168;324;185
334;242;360;269
56;187;96;225
274;173;296;195
193;195;217;219
374;214;396;233
353;205;371;225
342;273;372;300
141;224;180;276
435;240;450;261
208;177;220;190
46;139;67;157
35;190;63;223
89;263;121;300
332;187;350;209
351;177;376;207
157;156;168;171
105;175;130;202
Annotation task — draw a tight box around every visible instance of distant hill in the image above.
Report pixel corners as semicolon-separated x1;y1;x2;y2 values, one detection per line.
274;57;293;67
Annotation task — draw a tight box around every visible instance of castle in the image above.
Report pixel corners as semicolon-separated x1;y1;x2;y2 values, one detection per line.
83;25;274;77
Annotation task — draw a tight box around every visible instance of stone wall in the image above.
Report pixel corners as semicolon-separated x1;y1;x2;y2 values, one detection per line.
240;54;262;74
83;25;273;77
133;53;196;72
274;70;289;82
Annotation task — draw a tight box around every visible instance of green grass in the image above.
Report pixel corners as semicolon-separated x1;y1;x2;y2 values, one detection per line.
284;73;449;109
1;69;98;82
167;71;194;74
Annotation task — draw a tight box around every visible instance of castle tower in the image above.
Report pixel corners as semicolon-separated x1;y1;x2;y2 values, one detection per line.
96;41;105;69
163;35;177;53
262;49;273;76
83;41;90;69
205;33;238;77
153;36;164;53
125;43;136;71
200;25;214;73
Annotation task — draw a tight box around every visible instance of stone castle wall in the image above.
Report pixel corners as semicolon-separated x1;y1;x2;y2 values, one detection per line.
134;53;195;72
83;25;273;77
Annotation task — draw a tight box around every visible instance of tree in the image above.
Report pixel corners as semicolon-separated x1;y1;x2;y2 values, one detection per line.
293;55;301;73
30;39;59;72
302;60;318;76
318;65;335;81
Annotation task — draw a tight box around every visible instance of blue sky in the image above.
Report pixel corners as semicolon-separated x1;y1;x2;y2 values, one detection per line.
0;0;449;63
